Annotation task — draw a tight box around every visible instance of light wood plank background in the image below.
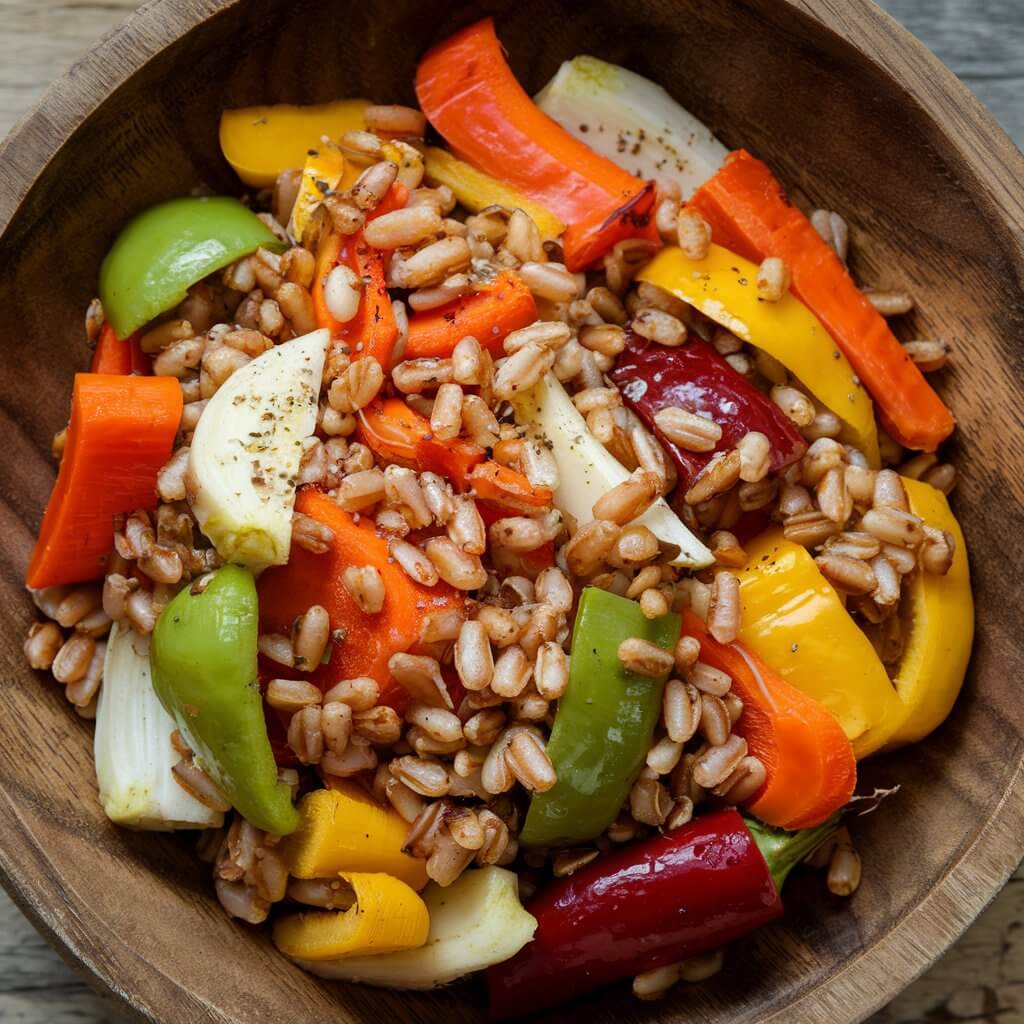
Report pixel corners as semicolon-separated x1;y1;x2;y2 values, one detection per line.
0;1;1020;1021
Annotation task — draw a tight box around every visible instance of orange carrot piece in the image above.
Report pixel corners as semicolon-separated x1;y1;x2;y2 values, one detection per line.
26;374;182;588
688;151;954;451
90;323;149;375
312;183;408;367
357;398;486;486
682;610;856;830
415;18;658;270
405;272;537;358
257;489;463;708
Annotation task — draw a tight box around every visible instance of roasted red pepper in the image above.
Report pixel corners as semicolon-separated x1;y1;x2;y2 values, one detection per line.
415;18;658;270
488;808;834;1018
610;333;806;489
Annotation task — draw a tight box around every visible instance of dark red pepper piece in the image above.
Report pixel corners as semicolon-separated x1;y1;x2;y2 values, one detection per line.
609;333;806;490
486;808;782;1019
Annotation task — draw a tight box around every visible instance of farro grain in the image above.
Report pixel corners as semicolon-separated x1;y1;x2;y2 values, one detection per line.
342;565;386;614
322;676;380;711
693;733;748;787
24;622;63;670
677;208;712;260
715;755;767;802
388;652;452;709
737;431;771;483
518;261;579;303
505;731;557;792
288;706;324;765
322;734;378;776
783;509;841;547
633;308;687;347
921;528;955;575
425;536;488;589
337;468;386;512
684;449;741;505
861;507;924;548
323;264;362;323
364;205;440;249
815;553;878;594
353;706;402;745
630;776;671;826
286;877;357;911
266;679;322;713
698;692;732;746
618;637;674;678
564;519;621;577
493;343;556;399
827;832;862;896
871;555;901;606
664;796;695;831
475;606;522;648
392;356;454;394
292;511;335;555
490;645;533;698
476;809;511;866
823;531;881;560
321;701;353;755
691;661;732;697
817;466;853;523
533;567;573;613
65;640;105;707
551;849;599;878
291;605;330;670
902;339;949;372
707;572;740;644
756;257;790;301
463;709;505;747
593;470;660;525
389;538;439;587
647;735;684;775
771;384;815;427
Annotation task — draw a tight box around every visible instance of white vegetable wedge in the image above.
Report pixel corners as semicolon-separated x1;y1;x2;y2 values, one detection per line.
94;623;222;831
188;328;329;571
535;56;728;198
511;373;712;568
293;867;536;989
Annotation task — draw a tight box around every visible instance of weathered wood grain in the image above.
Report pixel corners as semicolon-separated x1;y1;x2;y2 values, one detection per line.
0;2;1021;1024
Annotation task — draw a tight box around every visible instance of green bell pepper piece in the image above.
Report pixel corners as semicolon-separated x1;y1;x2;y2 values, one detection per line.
99;197;286;338
150;564;299;835
520;587;680;847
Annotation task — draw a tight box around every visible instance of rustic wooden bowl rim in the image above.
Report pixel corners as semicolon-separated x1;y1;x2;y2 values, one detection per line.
1;1;1022;1022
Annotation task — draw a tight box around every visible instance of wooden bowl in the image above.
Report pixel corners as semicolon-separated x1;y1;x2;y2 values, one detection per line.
1;1;1022;1021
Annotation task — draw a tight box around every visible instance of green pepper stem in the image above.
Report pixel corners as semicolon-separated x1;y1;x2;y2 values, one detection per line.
744;814;840;892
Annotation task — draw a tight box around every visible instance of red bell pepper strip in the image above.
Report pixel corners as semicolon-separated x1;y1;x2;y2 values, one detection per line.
404;272;537;358
688;150;954;451
683;610;856;829
311;183;408;367
488;809;791;1018
90;323;150;375
415;18;659;271
610;333;807;490
26;374;182;588
257;489;463;710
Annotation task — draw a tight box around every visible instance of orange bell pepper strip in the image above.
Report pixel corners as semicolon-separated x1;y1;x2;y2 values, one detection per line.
688;150;954;451
312;183;408;367
257;489;463;709
415;18;658;271
405;272;538;358
90;323;149;375
358;399;551;514
358;398;486;485
26;374;182;588
682;610;856;830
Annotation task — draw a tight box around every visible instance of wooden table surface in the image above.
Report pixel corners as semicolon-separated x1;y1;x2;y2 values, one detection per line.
0;1;1021;1021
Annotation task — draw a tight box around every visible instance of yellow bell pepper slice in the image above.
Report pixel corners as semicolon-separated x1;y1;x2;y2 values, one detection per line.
424;147;565;240
219;99;370;187
288;141;347;242
281;784;428;891
737;529;903;757
273;871;429;961
876;477;973;749
638;245;880;467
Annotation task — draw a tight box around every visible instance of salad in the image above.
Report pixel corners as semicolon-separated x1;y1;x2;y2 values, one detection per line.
22;17;972;1016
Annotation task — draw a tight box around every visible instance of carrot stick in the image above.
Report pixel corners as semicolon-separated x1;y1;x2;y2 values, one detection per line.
682;610;856;829
405;272;537;358
688;151;954;451
90;323;149;375
312;183;408;367
26;374;182;588
257;489;463;709
415;18;658;270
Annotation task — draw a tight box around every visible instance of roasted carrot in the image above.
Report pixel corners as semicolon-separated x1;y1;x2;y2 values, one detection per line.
405;272;537;358
26;374;182;588
257;489;463;709
415;18;658;270
312;183;408;367
682;610;856;829
688;151;954;451
90;323;149;375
